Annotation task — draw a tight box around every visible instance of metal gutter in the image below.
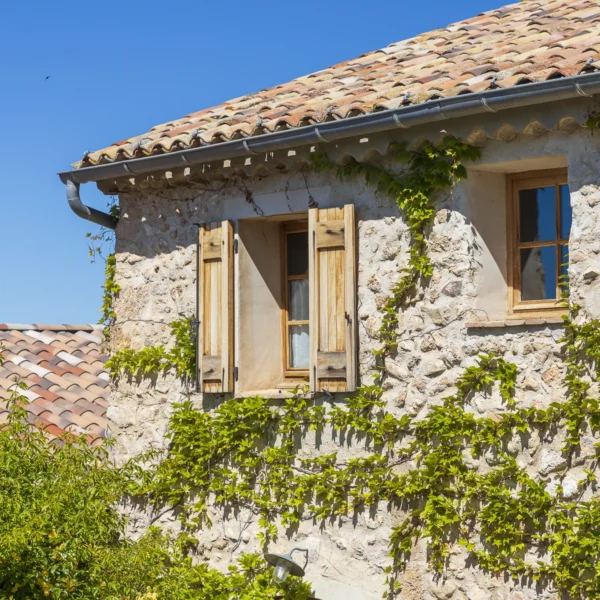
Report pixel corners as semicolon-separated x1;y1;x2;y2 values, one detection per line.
59;71;600;228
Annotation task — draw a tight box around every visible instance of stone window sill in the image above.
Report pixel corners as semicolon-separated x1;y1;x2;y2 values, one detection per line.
235;388;313;400
466;317;564;330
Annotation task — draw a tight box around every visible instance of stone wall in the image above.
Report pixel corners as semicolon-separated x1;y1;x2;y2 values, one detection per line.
109;124;600;600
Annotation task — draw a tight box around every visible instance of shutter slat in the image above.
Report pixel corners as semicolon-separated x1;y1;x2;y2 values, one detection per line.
335;247;345;350
309;205;357;393
317;351;346;378
198;221;234;393
202;355;221;379
316;221;345;248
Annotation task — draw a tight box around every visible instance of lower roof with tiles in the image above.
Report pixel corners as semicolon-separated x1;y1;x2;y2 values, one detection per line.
0;324;109;445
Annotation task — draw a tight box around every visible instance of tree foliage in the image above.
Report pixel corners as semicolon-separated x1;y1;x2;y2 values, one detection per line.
0;381;311;599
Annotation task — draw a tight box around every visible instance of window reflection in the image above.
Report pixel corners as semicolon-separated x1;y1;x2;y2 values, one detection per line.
287;232;309;276
560;245;569;296
560;185;572;240
515;179;572;306
520;246;557;301
519;186;555;242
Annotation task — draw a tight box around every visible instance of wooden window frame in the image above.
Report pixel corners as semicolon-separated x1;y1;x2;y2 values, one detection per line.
281;221;310;380
507;168;569;317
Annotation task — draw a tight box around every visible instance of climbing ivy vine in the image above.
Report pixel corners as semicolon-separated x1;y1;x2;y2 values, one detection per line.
107;317;196;381
104;136;600;598
142;324;600;599
312;137;481;353
86;198;121;340
99;253;120;339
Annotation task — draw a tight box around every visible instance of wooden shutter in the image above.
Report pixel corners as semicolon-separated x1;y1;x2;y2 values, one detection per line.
309;205;357;393
197;221;234;393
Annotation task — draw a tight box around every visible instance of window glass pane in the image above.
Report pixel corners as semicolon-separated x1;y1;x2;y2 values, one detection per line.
560;244;569;297
560;185;572;240
287;232;308;276
289;279;309;321
289;325;309;368
520;246;557;301
519;186;556;243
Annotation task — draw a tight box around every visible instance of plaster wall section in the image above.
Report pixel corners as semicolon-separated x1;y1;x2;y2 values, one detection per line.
110;127;600;600
464;169;507;321
237;218;285;393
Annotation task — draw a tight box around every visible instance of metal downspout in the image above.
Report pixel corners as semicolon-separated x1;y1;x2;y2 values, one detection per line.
65;180;119;230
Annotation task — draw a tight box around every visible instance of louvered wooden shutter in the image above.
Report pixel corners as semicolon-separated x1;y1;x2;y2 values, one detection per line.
197;221;234;393
309;205;357;393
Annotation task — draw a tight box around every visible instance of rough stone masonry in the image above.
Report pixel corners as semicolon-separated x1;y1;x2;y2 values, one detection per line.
108;114;600;600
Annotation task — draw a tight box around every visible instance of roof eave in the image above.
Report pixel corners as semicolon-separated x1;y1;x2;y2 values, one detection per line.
58;72;600;187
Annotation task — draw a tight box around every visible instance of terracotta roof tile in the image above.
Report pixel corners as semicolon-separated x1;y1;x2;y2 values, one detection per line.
30;387;62;403
74;398;107;416
74;0;600;168
0;325;108;442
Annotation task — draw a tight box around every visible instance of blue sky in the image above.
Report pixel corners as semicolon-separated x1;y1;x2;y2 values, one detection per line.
0;0;505;324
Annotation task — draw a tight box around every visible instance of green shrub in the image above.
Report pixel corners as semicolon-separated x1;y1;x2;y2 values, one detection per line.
0;384;311;600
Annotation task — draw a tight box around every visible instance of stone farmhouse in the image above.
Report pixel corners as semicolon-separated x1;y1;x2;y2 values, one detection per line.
58;1;600;598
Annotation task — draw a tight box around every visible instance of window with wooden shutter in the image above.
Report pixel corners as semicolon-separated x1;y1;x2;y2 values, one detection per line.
197;221;234;393
308;205;357;393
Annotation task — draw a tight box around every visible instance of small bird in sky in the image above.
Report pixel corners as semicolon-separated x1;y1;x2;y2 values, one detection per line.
45;75;51;81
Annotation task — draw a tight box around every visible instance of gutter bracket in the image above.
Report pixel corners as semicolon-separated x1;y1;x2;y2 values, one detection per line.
574;82;592;97
242;139;259;155
314;127;330;143
393;113;409;129
65;180;119;230
480;97;497;113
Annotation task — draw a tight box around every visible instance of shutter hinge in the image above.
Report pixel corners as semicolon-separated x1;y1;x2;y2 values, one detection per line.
234;366;239;382
191;319;200;341
233;238;239;254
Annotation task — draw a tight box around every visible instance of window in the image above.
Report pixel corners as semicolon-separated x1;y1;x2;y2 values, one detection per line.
197;205;358;395
282;223;310;379
508;170;571;315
